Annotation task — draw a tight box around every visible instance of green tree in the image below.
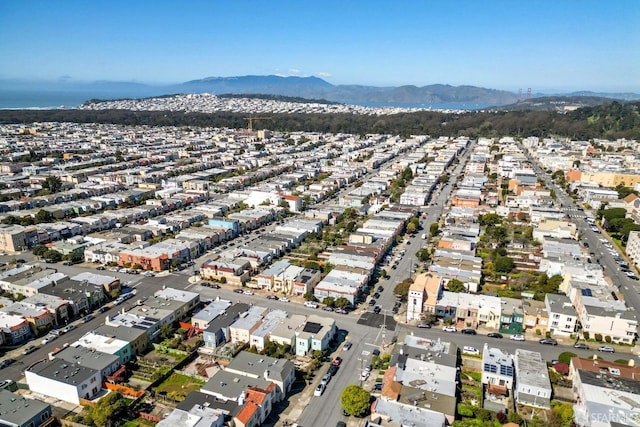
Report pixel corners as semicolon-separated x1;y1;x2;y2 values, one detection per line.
335;297;351;309
303;292;316;301
447;279;466;293
429;222;439;236
42;176;63;193
494;256;514;273
34;209;52;223
340;385;371;417
158;323;175;341
323;296;336;307
478;213;502;226
85;391;128;427
43;249;62;263
602;207;627;223
114;149;124;162
394;279;412;302
406;222;417;235
32;244;48;257
558;351;577;365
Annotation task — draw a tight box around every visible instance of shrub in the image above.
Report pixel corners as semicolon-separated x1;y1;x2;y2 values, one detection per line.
558;351;577;364
605;336;612;343
583;331;590;340
535;329;541;336
457;403;474;417
595;333;603;342
545;331;551;338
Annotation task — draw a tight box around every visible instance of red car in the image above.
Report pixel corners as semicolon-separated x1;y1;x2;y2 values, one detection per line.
332;357;343;366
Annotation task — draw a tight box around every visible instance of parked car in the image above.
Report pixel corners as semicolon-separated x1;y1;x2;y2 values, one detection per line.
335;308;348;314
461;328;477;335
320;374;331;386
0;358;16;369
42;335;58;345
417;324;431;329
377;286;384;293
510;334;525;341
327;365;339;376
598;346;615;353
462;346;480;355
573;343;589;350
539;338;558;346
323;306;334;312
233;289;244;294
81;314;95;323
368;299;376;306
200;282;212;287
373;306;381;314
314;383;326;396
304;301;318;308
279;297;289;302
62;325;75;333
360;371;370;381
487;333;503;339
442;326;457;332
343;341;352;351
243;290;254;295
267;295;278;300
332;357;343;366
22;346;37;355
96;266;106;271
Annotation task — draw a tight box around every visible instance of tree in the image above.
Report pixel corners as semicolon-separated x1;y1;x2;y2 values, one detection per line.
478;213;502;226
114;149;124;162
558;351;577;365
32;244;48;257
494;256;514;273
42;176;63;194
303;292;316;301
85;391;128;427
158;323;175;341
429;222;439;236
340;385;371;417
323;296;336;307
447;279;466;293
34;209;52;224
406;222;417;235
394;279;412;302
335;297;351;309
43;249;62;263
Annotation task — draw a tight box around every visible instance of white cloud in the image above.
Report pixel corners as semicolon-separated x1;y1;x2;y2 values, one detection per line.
287;68;302;76
317;72;332;78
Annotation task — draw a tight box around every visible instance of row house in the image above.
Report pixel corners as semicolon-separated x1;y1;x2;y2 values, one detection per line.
200;258;251;286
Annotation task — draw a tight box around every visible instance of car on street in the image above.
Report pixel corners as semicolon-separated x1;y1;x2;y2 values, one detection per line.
279;297;289;302
62;325;75;333
462;346;480;355
368;299;376;306
461;328;477;335
377;286;384;293
96;266;106;271
343;341;352;350
42;335;58;345
304;301;318;308
0;358;16;369
327;365;339;376
200;282;212;287
539;338;558;346
97;306;110;313
373;292;380;299
360;371;370;381
417;324;431;329
573;343;589;350
267;295;278;300
322;306;334;312
22;346;37;355
373;306;381;314
442;326;457;332
510;334;525;341
332;357;343;366
321;374;331;386
335;308;348;314
233;289;244;294
243;290;254;295
487;333;503;339
598;346;615;353
81;314;95;323
314;383;326;396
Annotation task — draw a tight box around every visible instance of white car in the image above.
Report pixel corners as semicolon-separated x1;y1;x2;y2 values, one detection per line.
360;371;370;381
510;334;525;341
243;290;254;295
463;346;480;355
304;301;317;308
442;326;457;332
314;383;326;396
42;335;57;345
279;297;290;302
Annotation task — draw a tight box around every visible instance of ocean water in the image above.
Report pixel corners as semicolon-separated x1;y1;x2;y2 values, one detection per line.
0;90;492;111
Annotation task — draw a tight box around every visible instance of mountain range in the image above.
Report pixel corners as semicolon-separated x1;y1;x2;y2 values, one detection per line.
1;75;639;108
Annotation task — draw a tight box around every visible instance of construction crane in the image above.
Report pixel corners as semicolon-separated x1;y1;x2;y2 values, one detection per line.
243;116;273;131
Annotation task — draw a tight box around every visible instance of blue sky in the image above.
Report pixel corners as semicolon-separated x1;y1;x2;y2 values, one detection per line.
1;0;639;92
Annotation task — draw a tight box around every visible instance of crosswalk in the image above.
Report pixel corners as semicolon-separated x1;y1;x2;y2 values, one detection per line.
563;207;586;219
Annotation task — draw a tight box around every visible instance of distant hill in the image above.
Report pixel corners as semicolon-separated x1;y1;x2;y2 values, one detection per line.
171;75;518;105
1;75;639;109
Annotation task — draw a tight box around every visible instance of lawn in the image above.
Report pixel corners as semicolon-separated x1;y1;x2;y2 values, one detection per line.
154;372;205;397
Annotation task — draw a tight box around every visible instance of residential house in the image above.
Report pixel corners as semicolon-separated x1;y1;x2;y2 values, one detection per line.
294;315;336;357
514;349;551;408
25;359;102;405
225;351;296;401
0;389;53;427
481;344;514;390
